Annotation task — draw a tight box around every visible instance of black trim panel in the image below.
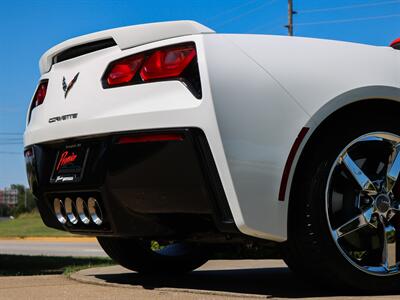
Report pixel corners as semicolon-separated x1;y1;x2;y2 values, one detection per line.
52;38;117;65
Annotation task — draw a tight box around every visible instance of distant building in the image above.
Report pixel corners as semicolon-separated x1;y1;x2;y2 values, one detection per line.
0;188;18;207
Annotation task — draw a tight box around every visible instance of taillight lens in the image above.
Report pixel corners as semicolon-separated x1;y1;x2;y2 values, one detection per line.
102;43;201;98
106;54;144;86
24;149;33;158
28;79;48;122
140;46;196;81
34;80;48;107
390;37;400;49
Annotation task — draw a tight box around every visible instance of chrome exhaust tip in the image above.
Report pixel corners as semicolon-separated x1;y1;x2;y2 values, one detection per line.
53;198;67;225
64;197;78;225
76;197;90;225
88;197;103;225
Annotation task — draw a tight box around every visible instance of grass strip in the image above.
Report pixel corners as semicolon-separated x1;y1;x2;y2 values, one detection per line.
0;212;72;237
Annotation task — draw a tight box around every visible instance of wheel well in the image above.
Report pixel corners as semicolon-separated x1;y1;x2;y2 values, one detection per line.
290;98;400;202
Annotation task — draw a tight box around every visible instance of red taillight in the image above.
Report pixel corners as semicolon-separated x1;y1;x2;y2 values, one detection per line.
140;45;196;81
28;80;49;123
117;133;184;144
107;54;144;86
390;37;400;49
102;43;201;98
24;149;33;158
34;81;48;106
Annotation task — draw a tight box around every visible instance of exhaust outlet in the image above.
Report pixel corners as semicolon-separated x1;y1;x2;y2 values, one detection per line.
64;197;78;225
53;198;67;225
88;197;103;225
76;197;90;224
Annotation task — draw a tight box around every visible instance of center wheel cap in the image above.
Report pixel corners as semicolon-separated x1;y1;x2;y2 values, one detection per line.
375;194;391;213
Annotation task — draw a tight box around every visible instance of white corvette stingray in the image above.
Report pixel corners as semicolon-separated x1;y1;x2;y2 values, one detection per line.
24;21;400;291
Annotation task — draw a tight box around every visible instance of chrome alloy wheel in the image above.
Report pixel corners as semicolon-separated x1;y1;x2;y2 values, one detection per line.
326;132;400;275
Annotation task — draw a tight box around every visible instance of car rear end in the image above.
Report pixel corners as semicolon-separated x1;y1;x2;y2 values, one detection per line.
24;21;239;240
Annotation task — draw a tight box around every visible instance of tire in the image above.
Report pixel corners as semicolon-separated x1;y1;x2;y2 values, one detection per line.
97;237;208;274
283;110;400;292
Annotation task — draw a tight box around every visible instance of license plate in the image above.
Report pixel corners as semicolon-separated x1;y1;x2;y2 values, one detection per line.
50;143;89;183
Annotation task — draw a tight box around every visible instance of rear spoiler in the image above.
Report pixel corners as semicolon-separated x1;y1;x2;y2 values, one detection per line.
39;20;214;74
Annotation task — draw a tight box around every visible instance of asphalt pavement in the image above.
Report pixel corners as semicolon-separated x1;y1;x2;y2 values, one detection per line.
0;238;107;257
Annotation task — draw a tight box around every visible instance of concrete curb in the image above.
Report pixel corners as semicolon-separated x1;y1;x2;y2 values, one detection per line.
69;261;287;299
70;268;265;299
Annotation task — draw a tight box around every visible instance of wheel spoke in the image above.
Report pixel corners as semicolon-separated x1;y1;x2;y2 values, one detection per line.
340;153;378;195
334;207;374;240
386;144;400;192
380;219;397;270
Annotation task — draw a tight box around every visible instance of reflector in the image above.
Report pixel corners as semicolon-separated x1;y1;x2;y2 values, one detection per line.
117;133;184;144
278;127;309;201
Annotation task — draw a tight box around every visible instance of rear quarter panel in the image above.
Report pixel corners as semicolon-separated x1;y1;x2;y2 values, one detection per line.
203;34;309;241
204;34;400;241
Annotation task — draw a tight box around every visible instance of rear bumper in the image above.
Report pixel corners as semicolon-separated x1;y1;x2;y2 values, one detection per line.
26;128;237;238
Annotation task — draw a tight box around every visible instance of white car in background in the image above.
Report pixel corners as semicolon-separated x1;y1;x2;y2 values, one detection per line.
24;21;400;291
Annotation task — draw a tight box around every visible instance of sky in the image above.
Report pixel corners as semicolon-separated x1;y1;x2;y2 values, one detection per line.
0;0;399;188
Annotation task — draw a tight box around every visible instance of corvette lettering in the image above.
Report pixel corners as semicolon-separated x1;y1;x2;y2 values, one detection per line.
56;150;78;171
49;113;78;123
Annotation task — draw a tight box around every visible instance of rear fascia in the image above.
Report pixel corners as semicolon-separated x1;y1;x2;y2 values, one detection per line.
26;128;236;237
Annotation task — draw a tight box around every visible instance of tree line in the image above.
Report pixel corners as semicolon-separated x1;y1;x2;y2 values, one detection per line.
0;184;35;217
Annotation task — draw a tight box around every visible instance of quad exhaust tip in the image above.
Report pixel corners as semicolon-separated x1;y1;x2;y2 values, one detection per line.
53;198;67;225
53;196;103;226
76;197;90;224
64;197;78;225
88;197;103;226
